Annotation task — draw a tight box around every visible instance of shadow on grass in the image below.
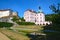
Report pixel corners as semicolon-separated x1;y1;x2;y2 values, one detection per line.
26;24;60;40
43;24;60;40
27;33;46;40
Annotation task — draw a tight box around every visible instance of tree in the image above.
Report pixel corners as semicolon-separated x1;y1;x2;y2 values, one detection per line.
19;17;25;21
49;3;60;14
49;3;60;24
12;16;19;22
45;14;53;21
43;4;60;40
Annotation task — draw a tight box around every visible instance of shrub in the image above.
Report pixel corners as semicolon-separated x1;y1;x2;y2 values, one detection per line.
16;22;35;25
0;22;13;28
12;16;19;22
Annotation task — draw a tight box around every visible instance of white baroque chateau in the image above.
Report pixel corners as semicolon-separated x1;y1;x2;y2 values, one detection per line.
24;9;52;25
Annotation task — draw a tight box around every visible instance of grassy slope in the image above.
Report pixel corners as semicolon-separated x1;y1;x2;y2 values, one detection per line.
0;28;30;40
13;25;42;29
0;32;10;40
0;25;43;40
11;25;43;33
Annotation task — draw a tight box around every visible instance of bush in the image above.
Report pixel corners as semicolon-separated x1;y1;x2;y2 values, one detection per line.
0;22;13;28
12;16;19;22
16;22;35;25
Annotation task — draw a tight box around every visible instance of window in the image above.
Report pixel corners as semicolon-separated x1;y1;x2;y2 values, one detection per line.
40;17;42;19
31;13;33;15
40;20;42;22
46;23;48;25
43;23;45;25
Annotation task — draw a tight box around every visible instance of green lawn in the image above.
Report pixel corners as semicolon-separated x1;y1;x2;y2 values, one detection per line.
0;28;30;40
0;25;44;40
0;32;10;40
11;25;43;33
13;25;42;29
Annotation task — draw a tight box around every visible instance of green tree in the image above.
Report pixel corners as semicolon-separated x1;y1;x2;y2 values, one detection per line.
45;14;53;21
12;16;19;22
19;17;25;22
49;3;60;24
49;3;60;13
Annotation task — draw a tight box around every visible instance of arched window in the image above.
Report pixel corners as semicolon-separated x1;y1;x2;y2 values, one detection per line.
43;23;45;25
46;23;48;25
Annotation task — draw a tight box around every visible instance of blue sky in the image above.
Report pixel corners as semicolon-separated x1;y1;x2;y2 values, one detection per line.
0;0;60;17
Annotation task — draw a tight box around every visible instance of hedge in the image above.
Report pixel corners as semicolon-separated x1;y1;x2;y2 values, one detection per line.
16;22;35;25
0;22;13;28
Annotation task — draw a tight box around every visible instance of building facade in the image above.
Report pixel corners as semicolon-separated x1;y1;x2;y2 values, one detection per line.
24;10;36;23
24;9;52;25
0;9;18;23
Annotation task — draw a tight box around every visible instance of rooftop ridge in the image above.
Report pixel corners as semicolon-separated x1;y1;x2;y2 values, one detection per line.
0;9;13;11
25;9;37;13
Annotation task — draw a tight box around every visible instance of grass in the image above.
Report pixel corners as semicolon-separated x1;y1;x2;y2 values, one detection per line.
0;28;30;40
0;25;43;40
0;31;10;40
13;25;43;29
11;25;43;34
43;24;60;40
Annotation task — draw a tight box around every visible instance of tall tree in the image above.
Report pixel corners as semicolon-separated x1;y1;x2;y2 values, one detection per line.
49;3;60;14
49;3;60;24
